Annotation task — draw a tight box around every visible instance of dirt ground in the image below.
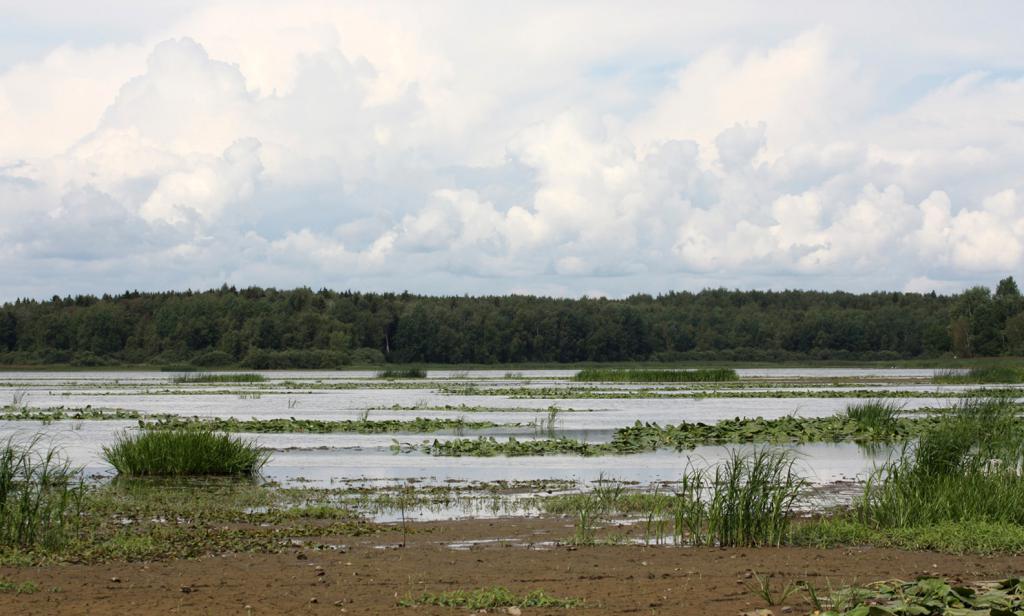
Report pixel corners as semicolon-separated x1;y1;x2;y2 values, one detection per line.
2;517;1023;615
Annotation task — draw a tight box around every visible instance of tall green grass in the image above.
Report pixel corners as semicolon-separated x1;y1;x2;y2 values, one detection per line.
933;365;1024;384
844;400;903;431
573;368;739;383
377;368;428;379
551;449;804;547
676;448;805;547
171;373;266;384
0;437;84;550
857;397;1024;528
102;429;270;477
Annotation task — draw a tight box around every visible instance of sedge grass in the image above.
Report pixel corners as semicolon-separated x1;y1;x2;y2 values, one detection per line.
857;396;1024;529
680;448;806;547
573;368;739;383
171;373;266;384
547;449;805;548
376;368;428;379
102;429;270;477
0;437;84;550
844;400;903;431
933;365;1024;384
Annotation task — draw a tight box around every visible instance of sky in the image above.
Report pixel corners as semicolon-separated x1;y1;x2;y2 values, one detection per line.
1;1;1023;301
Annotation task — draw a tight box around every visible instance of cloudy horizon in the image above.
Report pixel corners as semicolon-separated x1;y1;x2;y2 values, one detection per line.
2;1;1023;301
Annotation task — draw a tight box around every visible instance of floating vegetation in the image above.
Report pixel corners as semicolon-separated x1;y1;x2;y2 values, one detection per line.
398;587;583;609
376;368;428;379
171;373;266;384
934;365;1024;384
574;367;739;383
400;414;948;457
402;436;604;457
102;429;270;477
140;416;512;434
439;384;1024;400
1;406;144;421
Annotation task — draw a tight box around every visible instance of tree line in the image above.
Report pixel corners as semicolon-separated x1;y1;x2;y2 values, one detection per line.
1;279;1022;368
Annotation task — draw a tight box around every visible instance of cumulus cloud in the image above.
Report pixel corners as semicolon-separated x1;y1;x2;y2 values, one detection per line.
1;2;1024;300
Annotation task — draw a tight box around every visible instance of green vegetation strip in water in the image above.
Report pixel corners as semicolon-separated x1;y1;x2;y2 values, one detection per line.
377;368;427;379
933;365;1024;384
397;414;949;456
139;416;515;433
439;385;1024;399
171;373;266;384
1;406;143;420
0;408;519;433
573;367;739;382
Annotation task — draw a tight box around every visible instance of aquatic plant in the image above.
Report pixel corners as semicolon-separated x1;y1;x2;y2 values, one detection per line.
141;415;508;434
376;368;428;379
406;414;943;457
172;373;266;384
677;448;806;547
573;368;739;383
843;400;903;431
440;384;1024;400
857;396;1024;528
933;365;1024;384
102;429;270;477
0;406;143;421
0;437;84;550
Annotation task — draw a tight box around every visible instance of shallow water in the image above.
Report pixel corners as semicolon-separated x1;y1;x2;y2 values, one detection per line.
0;368;986;518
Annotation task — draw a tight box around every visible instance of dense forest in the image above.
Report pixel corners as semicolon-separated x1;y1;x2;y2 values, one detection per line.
1;278;1023;368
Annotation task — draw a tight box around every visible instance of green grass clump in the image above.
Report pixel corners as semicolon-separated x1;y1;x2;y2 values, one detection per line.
398;587;582;609
844;400;902;431
102;429;270;477
934;365;1024;384
0;578;39;594
171;372;266;384
857;397;1024;529
573;368;739;383
547;449;805;548
0;437;84;551
376;368;428;379
676;448;805;547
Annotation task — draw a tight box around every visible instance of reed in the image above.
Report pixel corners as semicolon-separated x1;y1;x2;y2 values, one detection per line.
376;368;428;379
172;373;266;384
573;368;739;383
844;400;903;431
933;365;1024;384
0;437;85;550
857;396;1024;528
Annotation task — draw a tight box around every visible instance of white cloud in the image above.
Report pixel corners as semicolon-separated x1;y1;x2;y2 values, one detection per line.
1;2;1024;300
